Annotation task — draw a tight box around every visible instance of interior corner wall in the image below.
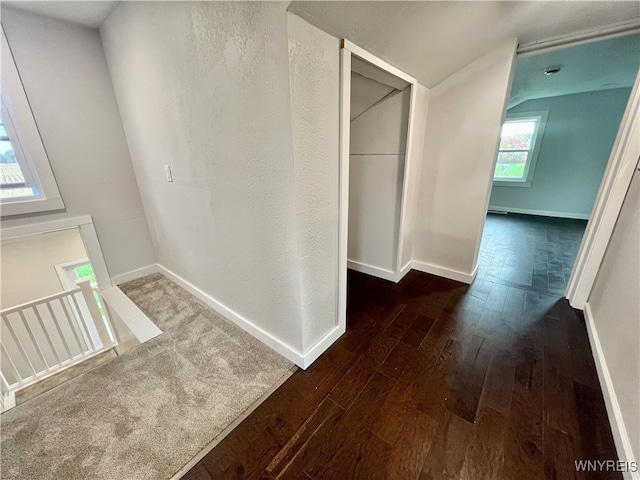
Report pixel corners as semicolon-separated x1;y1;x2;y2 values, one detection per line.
100;2;304;355
490;88;633;219
401;83;430;271
0;8;156;279
348;88;410;273
587;169;640;460
287;13;340;351
413;39;517;278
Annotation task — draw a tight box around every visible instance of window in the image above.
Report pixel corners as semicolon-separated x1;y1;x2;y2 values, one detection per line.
493;111;548;187
1;28;64;216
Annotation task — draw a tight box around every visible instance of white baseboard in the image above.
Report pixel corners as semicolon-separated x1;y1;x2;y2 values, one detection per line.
584;302;638;480
487;205;590;220
110;264;158;286
411;260;477;284
156;264;306;367
396;261;413;283
301;325;344;369
347;260;396;282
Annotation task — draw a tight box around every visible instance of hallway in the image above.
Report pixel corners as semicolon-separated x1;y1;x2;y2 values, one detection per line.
183;214;618;480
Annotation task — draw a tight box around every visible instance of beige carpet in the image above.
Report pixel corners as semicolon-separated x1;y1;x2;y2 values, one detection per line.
1;273;293;479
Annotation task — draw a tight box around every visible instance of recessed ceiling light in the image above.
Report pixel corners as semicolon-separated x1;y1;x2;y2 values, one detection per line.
544;66;561;75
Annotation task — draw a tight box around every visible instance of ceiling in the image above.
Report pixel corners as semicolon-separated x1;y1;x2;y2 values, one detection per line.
3;1;120;28
509;33;640;108
288;1;640;87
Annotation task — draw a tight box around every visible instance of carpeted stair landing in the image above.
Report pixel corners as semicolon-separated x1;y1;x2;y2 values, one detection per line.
1;273;293;480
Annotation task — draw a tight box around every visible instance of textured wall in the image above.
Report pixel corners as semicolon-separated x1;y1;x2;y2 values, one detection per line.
348;88;410;273
287;13;340;350
589;170;640;458
0;8;155;278
1;228;86;308
490;88;632;219
101;2;305;352
414;39;517;277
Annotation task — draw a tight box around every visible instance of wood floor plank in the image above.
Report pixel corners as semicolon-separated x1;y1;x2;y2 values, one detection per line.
385;409;438;480
544;425;585;480
574;381;622;479
447;334;492;423
329;334;397;408
266;398;344;478
459;407;508;480
419;412;474;480
479;352;516;415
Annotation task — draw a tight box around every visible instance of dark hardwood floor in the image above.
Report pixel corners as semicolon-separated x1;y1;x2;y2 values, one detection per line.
183;214;619;480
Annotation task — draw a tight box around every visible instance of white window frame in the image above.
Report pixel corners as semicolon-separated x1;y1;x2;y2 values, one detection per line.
493;110;549;188
1;27;64;216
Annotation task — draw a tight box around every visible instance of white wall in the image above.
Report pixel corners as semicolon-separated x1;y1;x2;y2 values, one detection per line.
400;83;430;271
101;2;305;355
413;39;517;281
348;88;410;274
1;228;86;308
287;13;340;351
588;169;640;461
490;88;633;219
0;8;155;279
350;72;394;120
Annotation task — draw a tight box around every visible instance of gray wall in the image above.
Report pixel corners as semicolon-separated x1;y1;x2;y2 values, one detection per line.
0;8;155;278
490;88;632;219
101;2;305;352
588;169;640;460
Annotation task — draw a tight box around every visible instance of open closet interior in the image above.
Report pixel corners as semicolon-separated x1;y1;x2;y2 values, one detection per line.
347;56;411;280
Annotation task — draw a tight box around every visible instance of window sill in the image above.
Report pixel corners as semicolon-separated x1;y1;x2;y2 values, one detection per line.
492;180;532;188
1;196;65;217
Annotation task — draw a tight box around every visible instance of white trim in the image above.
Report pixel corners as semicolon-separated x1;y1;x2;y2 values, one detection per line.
100;286;162;344
110;264;158;286
337;47;351;338
156;264;305;367
518;18;640;56
583;302;639;479
347;260;396;282
342;39;417;85
487;206;590;221
1;27;64;217
168;367;295;480
396;261;413;283
566;70;640;309
301;325;344;369
339;40;420;334
0;215;112;290
55;257;90;289
412;260;477;285
396;83;418;275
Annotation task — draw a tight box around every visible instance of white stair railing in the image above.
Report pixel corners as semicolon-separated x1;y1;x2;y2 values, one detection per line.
0;279;117;404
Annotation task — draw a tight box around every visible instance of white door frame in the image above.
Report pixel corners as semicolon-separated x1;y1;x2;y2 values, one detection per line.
565;69;640;309
338;39;419;331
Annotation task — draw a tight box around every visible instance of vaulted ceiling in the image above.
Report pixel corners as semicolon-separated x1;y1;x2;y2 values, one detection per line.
288;1;640;87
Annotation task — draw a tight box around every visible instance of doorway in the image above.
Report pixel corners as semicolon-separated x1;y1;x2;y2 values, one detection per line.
480;33;640;299
338;41;421;331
